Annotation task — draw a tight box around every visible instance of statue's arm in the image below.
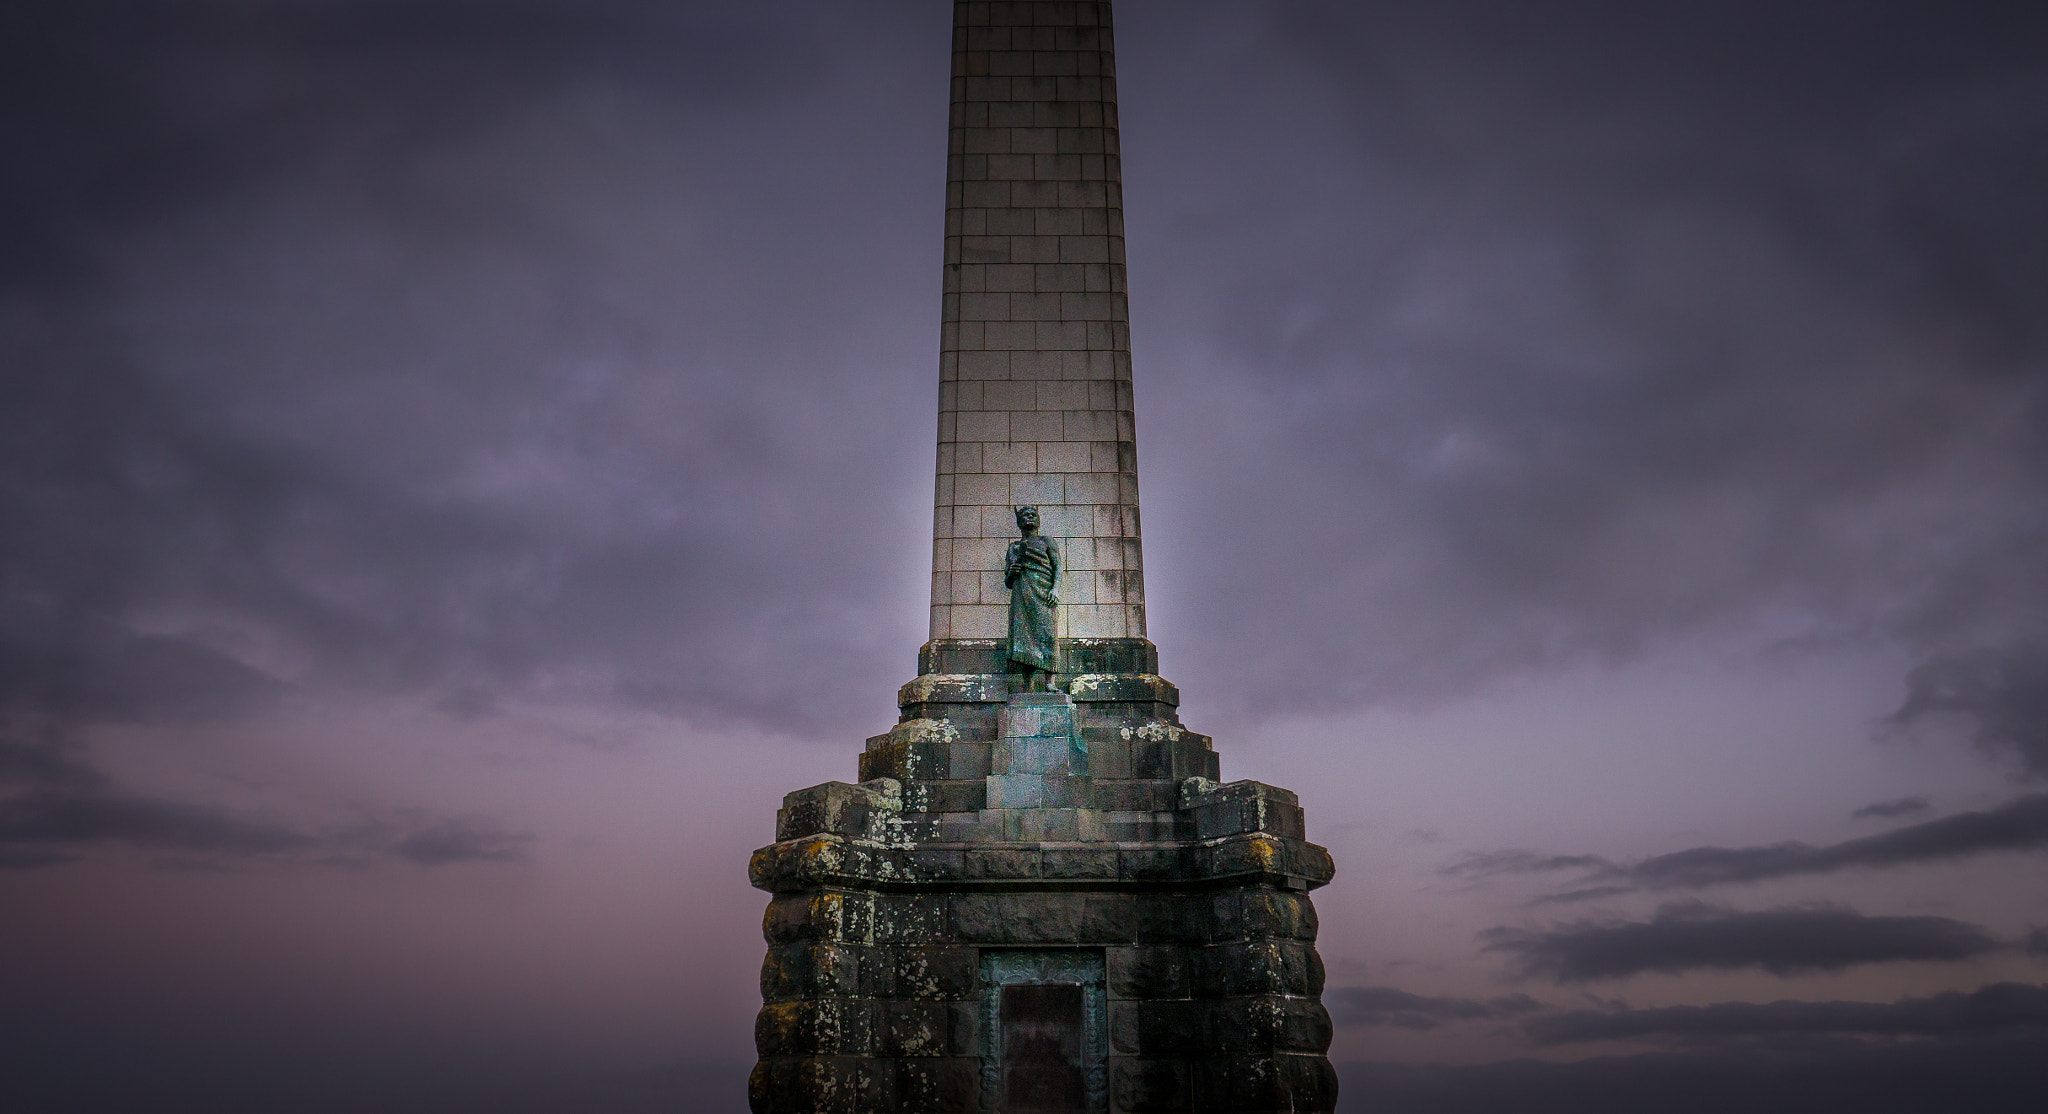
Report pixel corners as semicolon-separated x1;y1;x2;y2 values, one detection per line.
1003;539;1022;588
1048;537;1061;583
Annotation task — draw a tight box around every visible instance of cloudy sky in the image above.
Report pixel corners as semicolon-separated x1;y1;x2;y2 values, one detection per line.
4;1;2045;1110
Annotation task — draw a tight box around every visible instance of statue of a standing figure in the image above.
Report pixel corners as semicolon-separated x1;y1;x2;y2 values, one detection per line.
1004;504;1060;692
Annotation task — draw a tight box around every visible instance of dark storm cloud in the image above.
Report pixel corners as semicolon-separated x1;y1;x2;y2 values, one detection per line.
0;0;945;744
0;732;530;868
1326;985;1545;1030
1890;643;2048;778
1609;794;2048;889
4;0;2044;748
1481;902;2004;982
1525;981;2048;1045
1446;794;2048;896
1853;795;1932;821
0;0;807;291
1124;0;2048;717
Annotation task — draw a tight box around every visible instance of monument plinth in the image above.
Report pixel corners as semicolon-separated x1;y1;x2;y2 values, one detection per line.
750;4;1338;1111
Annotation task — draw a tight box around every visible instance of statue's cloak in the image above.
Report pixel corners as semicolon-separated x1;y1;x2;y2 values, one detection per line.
1003;534;1060;671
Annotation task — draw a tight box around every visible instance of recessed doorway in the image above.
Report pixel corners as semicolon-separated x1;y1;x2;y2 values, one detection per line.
980;950;1107;1113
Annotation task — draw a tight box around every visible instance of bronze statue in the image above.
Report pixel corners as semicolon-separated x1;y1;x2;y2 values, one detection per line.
1004;505;1060;692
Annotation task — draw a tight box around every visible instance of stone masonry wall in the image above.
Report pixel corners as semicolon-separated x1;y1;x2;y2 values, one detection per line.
931;0;1146;644
752;886;1336;1113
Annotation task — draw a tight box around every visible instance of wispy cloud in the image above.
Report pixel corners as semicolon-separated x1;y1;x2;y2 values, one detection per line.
0;734;531;869
1327;985;1546;1029
1446;795;2048;899
1482;902;2006;981
1526;981;2048;1044
1852;795;1932;821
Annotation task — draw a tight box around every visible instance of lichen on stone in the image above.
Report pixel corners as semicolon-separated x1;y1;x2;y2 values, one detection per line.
893;719;958;746
1121;719;1184;744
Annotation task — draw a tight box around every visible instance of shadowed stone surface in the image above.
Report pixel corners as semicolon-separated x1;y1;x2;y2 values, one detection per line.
751;4;1337;1111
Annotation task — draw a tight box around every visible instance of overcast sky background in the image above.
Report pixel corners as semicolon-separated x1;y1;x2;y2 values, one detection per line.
3;2;2046;1111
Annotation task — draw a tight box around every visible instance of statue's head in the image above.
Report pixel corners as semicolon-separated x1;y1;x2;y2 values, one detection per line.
1014;505;1040;532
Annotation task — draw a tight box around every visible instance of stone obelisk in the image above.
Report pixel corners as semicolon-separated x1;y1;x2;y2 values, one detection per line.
750;5;1338;1112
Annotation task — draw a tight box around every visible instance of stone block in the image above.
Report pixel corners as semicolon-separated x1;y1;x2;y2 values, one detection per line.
1077;892;1140;942
1011;409;1065;440
1192;942;1278;997
1035;440;1090;473
1085;740;1132;779
949;604;1006;639
1041;846;1119;879
921;777;986;811
979;806;1106;841
762;891;874;945
1202;833;1313;885
852;1055;897;1113
1013;348;1060;378
1192;1052;1339;1113
893;1057;977;1113
857;946;896;998
1108;946;1189;999
859;738;946;782
954;891;1086;943
1095;778;1175;810
1012;235;1062;265
963;847;1040;879
872;895;949;944
759;943;859;1002
1113;999;1205;1056
1235;889;1319;942
990;734;1084;776
1119;845;1190;880
894;946;978;1000
985;772;1093;809
750;836;847;894
749;1056;858;1114
937;812;986;841
1113;1057;1190;1112
1133;894;1210;946
877;1001;948;1057
1287;839;1338;885
1010;472;1062;503
1185;780;1308;842
757;998;880;1058
776;780;902;843
1104;812;1181;841
1124;741;1178;781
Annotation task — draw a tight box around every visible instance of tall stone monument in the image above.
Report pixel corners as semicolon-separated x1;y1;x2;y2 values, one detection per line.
749;4;1338;1111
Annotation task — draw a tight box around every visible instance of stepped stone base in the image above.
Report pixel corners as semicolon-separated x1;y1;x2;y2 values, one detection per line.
749;641;1338;1113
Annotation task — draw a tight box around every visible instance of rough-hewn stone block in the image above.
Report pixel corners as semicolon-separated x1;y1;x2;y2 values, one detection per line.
777;780;903;842
1108;945;1189;999
1114;1057;1191;1112
1190;1052;1339;1113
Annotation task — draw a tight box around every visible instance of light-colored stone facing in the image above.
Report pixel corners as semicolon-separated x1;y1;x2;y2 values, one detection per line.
929;0;1144;643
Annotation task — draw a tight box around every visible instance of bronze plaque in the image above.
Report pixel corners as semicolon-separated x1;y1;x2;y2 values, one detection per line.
1000;983;1086;1112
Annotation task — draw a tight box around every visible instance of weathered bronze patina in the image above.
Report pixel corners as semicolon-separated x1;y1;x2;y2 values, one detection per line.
1005;505;1060;692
